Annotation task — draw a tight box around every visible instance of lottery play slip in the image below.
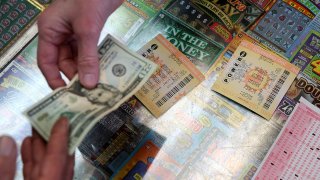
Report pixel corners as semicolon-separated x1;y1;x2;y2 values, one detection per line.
254;97;320;179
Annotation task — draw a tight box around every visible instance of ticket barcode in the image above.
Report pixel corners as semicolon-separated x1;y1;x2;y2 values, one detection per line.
263;70;290;110
156;74;194;107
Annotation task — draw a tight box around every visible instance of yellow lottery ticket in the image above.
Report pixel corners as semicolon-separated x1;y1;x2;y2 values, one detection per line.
212;41;299;119
207;32;259;76
135;34;204;117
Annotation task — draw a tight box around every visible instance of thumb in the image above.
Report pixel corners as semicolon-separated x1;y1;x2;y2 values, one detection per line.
76;27;100;89
0;136;17;180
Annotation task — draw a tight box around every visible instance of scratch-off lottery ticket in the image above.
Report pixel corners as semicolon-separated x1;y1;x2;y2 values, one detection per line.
129;10;224;73
126;0;172;18
0;61;46;115
254;97;320;179
285;13;320;58
251;0;312;52
166;0;233;46
191;0;264;32
104;1;148;44
310;0;320;9
0;0;42;56
290;30;320;71
250;0;275;10
303;40;320;84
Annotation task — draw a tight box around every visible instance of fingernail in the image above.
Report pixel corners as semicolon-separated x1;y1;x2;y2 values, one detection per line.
83;74;96;88
0;136;15;157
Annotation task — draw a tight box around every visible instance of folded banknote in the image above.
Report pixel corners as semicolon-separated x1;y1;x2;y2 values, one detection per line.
24;35;157;154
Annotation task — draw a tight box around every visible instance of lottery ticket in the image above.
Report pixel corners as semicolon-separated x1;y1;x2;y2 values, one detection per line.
166;0;232;46
285;13;320;58
272;72;320;127
283;0;315;18
251;0;312;52
145;97;225;166
0;0;42;56
176;118;280;179
13;37;52;92
129;10;224;73
304;54;320;85
212;41;299;119
246;30;284;55
191;0;264;32
113;140;161;179
207;31;260;77
290;30;320;70
188;85;245;128
135;34;204;117
104;1;148;44
0;61;47;115
296;0;320;15
141;84;246;166
254;97;320;179
310;0;320;9
111;131;181;179
277;73;320;114
30;0;51;6
126;0;172;18
250;0;276;10
79;96;155;176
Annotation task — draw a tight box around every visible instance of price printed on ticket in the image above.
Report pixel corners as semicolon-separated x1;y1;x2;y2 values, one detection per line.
254;97;320;179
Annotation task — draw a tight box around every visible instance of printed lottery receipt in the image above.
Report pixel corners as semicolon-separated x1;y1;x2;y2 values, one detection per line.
135;34;204;117
24;35;157;154
212;41;300;119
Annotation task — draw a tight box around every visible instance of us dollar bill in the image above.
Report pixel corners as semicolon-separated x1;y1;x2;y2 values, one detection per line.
24;35;157;154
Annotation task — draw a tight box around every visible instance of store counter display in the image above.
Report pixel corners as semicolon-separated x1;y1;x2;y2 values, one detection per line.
0;0;319;179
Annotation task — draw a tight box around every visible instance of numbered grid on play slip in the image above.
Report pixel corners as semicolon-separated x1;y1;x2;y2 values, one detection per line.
256;104;320;179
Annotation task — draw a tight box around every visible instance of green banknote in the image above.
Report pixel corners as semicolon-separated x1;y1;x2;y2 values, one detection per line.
24;35;157;154
129;10;223;73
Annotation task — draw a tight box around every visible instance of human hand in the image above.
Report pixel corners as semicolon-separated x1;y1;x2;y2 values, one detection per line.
0;136;17;180
37;0;123;89
21;118;74;180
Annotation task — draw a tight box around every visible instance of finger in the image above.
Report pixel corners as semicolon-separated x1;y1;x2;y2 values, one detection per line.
0;136;17;180
47;117;69;155
68;37;78;60
65;154;75;180
31;130;46;179
37;10;71;89
41;118;69;179
38;38;66;89
58;44;77;80
31;130;46;164
74;19;101;89
21;137;33;180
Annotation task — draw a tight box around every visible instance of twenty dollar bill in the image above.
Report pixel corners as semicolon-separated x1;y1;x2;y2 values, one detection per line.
24;35;157;154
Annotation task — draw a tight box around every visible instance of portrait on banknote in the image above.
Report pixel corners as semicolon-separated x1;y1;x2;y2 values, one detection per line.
67;81;123;107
